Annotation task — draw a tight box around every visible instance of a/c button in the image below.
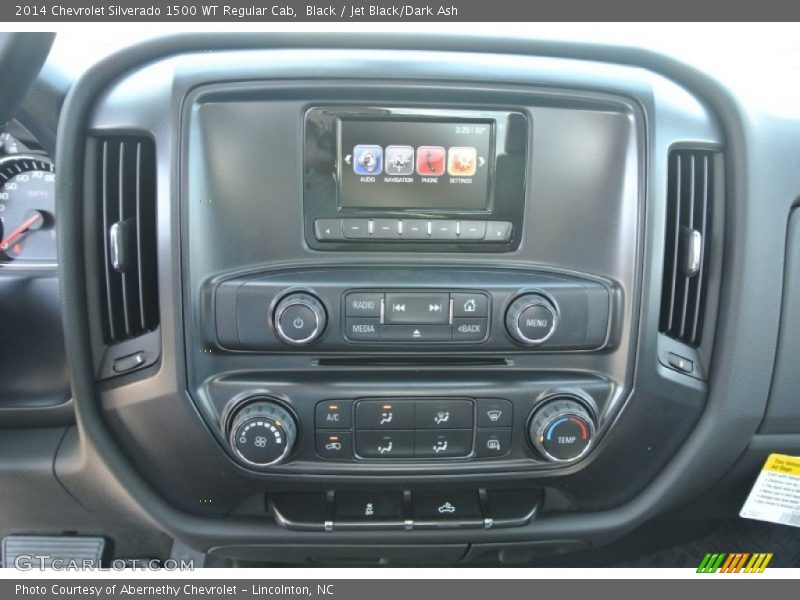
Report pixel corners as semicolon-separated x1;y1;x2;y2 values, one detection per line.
315;400;353;429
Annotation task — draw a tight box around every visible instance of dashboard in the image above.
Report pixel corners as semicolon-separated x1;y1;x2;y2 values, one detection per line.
0;126;56;266
2;32;800;567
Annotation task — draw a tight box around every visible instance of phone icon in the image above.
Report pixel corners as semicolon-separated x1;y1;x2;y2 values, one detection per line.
416;146;445;176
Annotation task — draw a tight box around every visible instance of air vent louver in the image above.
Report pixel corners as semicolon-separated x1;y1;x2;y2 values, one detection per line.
97;137;158;343
659;149;715;346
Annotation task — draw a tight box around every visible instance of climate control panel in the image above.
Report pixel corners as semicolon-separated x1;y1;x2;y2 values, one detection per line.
222;393;598;469
315;398;513;461
212;267;611;352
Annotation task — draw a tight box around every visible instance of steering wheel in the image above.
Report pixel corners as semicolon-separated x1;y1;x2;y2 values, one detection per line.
0;33;55;127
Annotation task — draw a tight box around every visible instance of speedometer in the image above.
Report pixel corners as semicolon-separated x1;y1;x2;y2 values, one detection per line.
0;156;56;265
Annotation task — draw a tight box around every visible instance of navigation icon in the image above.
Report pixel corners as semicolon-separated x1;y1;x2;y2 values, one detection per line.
384;145;414;176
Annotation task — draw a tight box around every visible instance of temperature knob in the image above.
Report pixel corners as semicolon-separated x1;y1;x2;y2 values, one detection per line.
273;292;327;346
227;399;298;467
529;397;595;462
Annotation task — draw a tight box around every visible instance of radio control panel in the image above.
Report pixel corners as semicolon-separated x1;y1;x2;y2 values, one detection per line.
343;290;489;343
212;268;611;353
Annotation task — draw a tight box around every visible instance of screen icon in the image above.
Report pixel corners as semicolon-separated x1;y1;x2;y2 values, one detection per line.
447;146;477;176
384;145;415;176
353;145;383;175
416;146;446;176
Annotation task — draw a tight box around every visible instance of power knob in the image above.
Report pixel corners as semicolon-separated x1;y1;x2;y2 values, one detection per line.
273;292;327;346
226;398;298;467
505;293;558;345
529;396;595;463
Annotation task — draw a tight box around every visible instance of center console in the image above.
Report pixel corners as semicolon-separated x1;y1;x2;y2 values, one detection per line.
73;45;723;560
202;97;619;481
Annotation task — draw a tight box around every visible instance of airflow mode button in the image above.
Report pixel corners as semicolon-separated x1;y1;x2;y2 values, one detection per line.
357;400;414;430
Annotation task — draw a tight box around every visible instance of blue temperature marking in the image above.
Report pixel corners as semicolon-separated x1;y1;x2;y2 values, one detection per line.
546;417;569;440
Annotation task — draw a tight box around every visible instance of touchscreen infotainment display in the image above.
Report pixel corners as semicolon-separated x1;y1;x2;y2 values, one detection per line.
338;118;493;210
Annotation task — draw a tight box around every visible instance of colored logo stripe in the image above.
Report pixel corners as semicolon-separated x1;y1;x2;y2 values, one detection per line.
697;553;726;573
697;552;773;573
721;553;749;572
745;553;773;573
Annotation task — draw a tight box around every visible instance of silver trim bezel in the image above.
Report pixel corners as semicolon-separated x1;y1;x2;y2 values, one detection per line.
228;402;297;468
273;293;326;346
530;399;596;463
507;296;559;345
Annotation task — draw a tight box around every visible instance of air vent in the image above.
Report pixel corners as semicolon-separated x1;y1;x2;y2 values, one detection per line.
659;149;715;346
97;137;159;343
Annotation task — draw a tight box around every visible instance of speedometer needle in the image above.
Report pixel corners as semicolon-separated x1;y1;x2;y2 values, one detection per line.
0;211;44;251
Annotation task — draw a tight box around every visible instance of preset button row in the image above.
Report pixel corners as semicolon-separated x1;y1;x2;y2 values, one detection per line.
267;488;543;531
315;218;513;242
269;489;543;532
